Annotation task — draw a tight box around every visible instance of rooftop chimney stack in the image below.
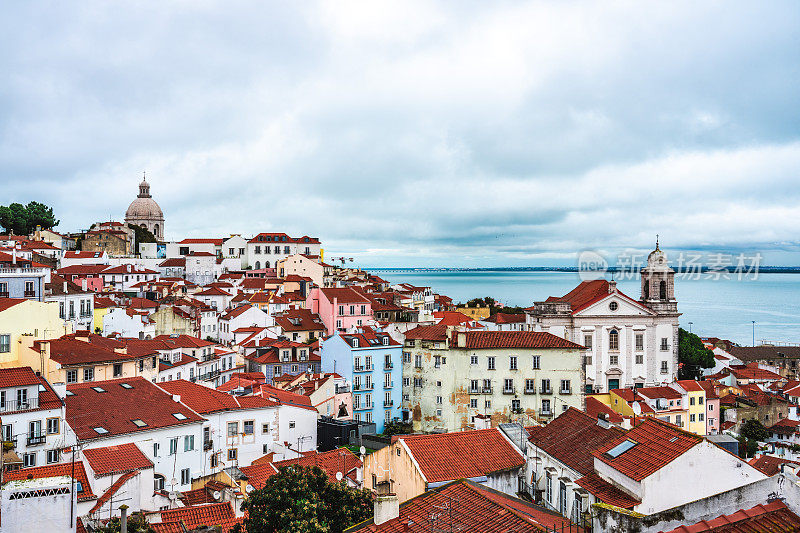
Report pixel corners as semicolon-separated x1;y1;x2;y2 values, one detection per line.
374;494;400;525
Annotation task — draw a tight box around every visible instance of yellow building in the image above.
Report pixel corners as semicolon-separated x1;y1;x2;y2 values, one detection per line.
673;380;708;435
455;306;491;320
0;298;70;368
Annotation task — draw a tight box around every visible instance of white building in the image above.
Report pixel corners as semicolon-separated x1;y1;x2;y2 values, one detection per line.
102;307;156;339
0;475;76;533
0;367;76;470
246;233;321;270
218;305;271;345
100;264;159;293
45;275;95;332
65;377;206;493
525;243;680;393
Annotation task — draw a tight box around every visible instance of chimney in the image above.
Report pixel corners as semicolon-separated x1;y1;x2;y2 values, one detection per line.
81;278;87;291
63;281;68;293
172;394;181;403
51;382;67;400
12;248;16;265
374;494;399;525
457;332;466;347
608;280;617;293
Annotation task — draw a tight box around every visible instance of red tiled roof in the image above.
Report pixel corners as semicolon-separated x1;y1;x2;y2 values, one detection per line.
398;428;524;483
66;377;205;440
657;500;800;532
484;312;527;324
584;397;626;426
158;257;186;267
528;408;625;475
451;331;585;350
675;380;705;392
636;386;683;400
239;462;279;489
542;279;652;315
158;379;275;414
748;455;800;476
575;471;640;509
0;366;42;388
273;308;326;332
728;363;784;381
404;324;449;341
195;287;232;296
178;238;224;245
3;462;95;501
273;448;363;483
83;443;153;477
321;287;371;304
349;479;576;532
153;501;240;533
593;418;702;482
433;311;478;326
41;337;139;365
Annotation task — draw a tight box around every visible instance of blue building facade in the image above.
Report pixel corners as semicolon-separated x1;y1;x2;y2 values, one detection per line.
0;253;47;301
321;327;402;433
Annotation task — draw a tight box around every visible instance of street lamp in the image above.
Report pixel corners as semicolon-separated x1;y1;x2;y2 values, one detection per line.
688;322;693;334
752;321;756;347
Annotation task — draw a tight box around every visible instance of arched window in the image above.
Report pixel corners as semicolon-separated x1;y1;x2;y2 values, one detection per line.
153;224;159;238
265;261;270;268
609;329;619;351
659;280;667;299
643;281;649;300
255;261;260;269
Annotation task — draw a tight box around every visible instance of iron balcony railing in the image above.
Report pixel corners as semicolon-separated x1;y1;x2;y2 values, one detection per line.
0;397;39;413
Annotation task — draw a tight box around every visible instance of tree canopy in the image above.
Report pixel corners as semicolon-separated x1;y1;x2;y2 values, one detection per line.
678;328;715;380
128;223;157;254
234;465;373;533
0;201;59;235
740;419;769;442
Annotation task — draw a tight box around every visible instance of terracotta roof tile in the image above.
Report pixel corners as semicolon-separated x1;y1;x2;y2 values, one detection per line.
657;500;800;532
592;418;702;482
272;448;362;483
83;443;153;477
89;470;139;515
158;379;275;413
398;428;524;483
575;471;640;509
3;462;95;501
153;501;240;532
452;331;585;350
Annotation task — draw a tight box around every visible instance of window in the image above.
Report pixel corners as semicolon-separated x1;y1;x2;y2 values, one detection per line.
169;437;178;455
532;355;540;370
184;435;195;451
0;335;9;354
338;305;345;315
610;354;619;365
470;379;479;393
609;301;618;311
243;421;254;435
504;379;514;393
661;361;669;373
414;355;422;368
525;379;535;392
512;399;521;411
113;363;123;377
289;421;296;429
546;472;553;503
47;449;60;464
470;398;478;409
210;454;219;468
227;422;238;437
470;355;478;365
181;468;190;485
635;333;644;351
83;367;94;382
560;380;571;394
699;396;704;405
436;396;443;405
661;337;669;351
709;403;714;411
434;356;441;368
23;453;36;467
509;356;517;370
485;400;491;408
349;305;355;315
153;442;160;457
228;448;238;461
66;370;77;383
690;414;696;422
690;397;695;406
699;413;705;421
609;329;619;351
635;353;643;364
47;418;59;435
541;379;551;393
403;377;410;387
488;357;495;370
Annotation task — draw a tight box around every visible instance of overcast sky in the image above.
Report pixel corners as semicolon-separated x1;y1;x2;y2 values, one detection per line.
1;1;798;267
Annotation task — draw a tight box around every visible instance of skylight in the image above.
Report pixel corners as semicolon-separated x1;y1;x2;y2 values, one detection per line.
172;413;188;420
120;383;133;389
65;391;74;396
606;439;637;458
91;387;106;393
132;419;147;427
93;427;109;434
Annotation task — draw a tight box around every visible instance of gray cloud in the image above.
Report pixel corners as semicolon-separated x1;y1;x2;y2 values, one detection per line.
0;1;798;266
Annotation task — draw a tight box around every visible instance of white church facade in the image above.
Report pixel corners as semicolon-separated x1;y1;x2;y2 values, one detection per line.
525;241;680;393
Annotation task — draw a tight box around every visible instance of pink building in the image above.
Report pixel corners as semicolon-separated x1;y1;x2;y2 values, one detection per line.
306;287;373;335
699;380;721;434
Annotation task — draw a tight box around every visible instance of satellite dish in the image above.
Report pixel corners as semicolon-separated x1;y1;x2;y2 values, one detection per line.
336;472;343;481
212;490;221;500
246;484;255;494
359;446;366;455
168;491;176;500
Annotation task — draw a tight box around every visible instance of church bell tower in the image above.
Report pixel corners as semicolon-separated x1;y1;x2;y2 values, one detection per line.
640;236;677;314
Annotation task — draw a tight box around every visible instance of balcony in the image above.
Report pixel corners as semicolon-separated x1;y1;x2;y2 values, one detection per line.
335;385;351;394
482;387;493;394
469;387;481;395
502;387;516;395
524;387;536;395
353;383;373;392
540;388;553;395
0;291;8;298
0;397;39;413
383;381;394;389
27;434;46;446
24;290;36;298
384;400;394;407
384;362;394;370
539;409;553;418
354;404;372;411
204;440;213;451
560;388;572;395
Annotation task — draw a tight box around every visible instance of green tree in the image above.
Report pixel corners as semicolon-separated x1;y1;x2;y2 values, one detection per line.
382;420;412;437
740;418;769;442
0;201;59;235
234;465;373;533
737;437;758;459
128;223;157;254
678;328;715;379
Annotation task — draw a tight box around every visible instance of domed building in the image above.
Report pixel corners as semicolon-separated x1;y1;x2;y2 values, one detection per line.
125;175;165;240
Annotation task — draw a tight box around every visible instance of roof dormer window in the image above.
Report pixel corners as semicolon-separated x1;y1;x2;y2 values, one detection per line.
352;339;359;348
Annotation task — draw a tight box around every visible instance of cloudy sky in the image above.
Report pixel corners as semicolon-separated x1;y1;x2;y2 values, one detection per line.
1;1;798;267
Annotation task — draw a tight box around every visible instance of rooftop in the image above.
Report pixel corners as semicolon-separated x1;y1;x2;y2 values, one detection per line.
657;500;800;532
83;443;154;477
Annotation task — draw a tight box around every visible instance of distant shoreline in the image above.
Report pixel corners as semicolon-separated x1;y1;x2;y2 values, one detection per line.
367;266;800;273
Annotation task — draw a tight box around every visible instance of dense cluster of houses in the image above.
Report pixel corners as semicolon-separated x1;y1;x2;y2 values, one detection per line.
3;222;800;532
